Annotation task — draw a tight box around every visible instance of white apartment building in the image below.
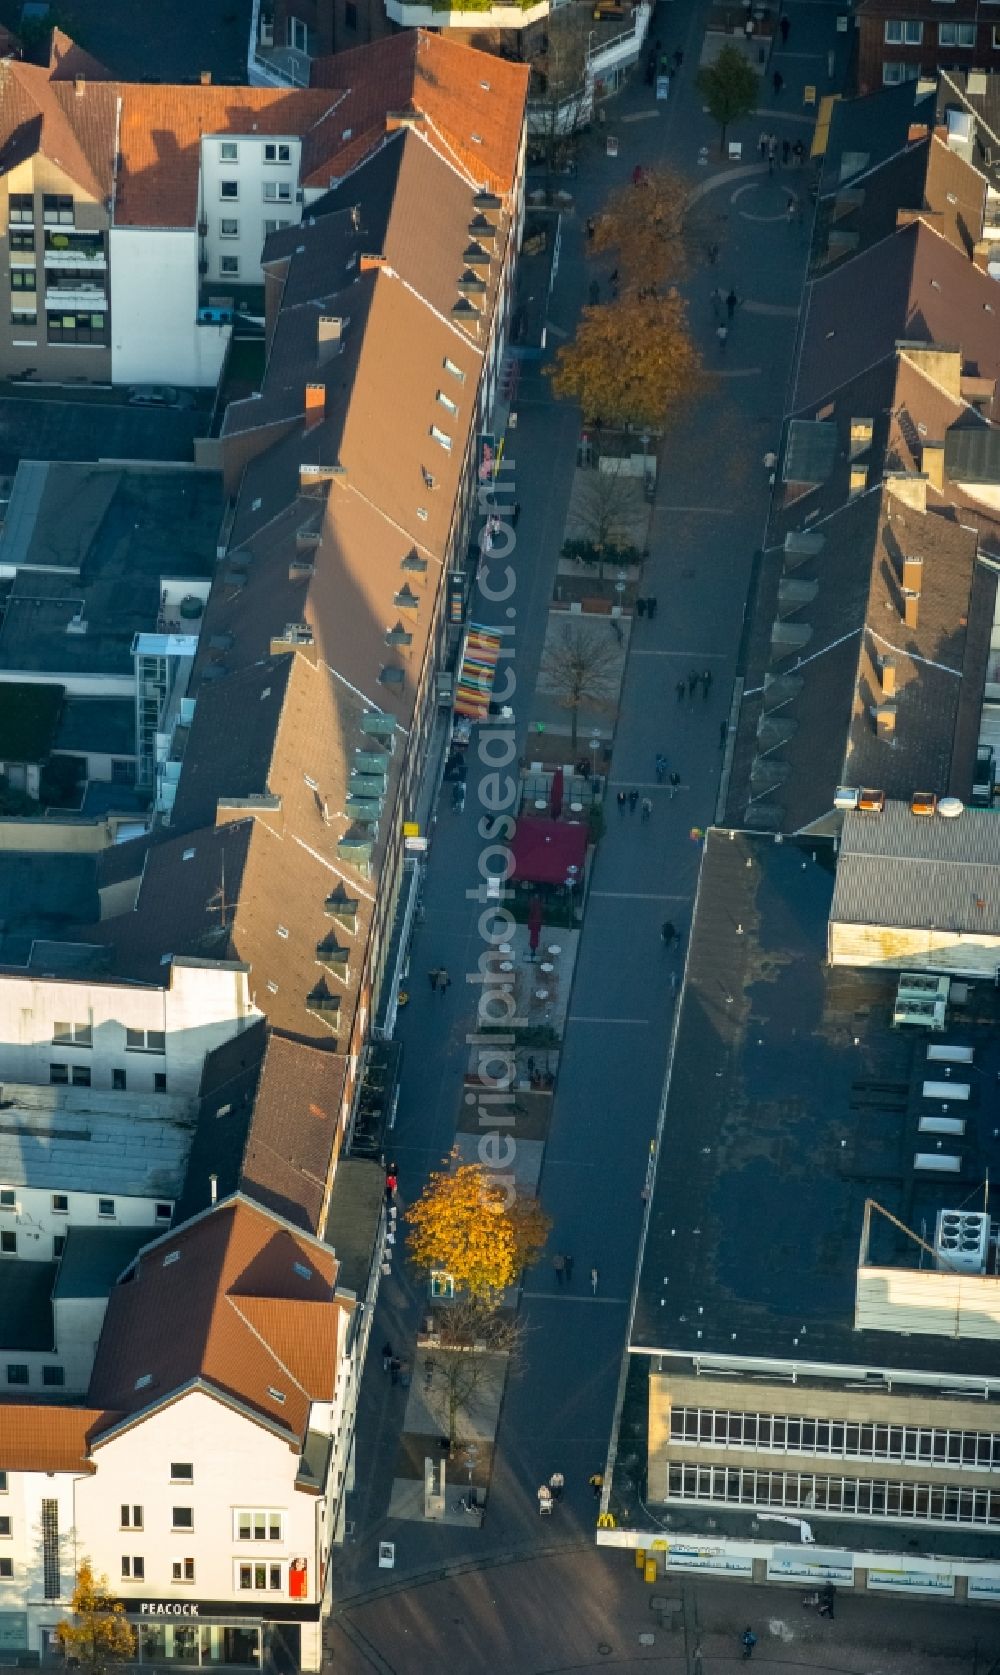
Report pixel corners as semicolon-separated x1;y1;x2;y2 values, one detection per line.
0;1197;357;1671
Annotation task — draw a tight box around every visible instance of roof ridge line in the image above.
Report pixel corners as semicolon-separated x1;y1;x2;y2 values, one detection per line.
865;623;963;677
226;1294;313;1401
386;261;488;354
289;829;377;904
897;350;988;420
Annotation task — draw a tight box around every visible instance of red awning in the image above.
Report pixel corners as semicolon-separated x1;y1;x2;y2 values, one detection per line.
510;817;588;886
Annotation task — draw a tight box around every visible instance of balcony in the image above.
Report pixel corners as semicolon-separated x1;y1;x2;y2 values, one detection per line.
383;0;547;23
44;233;106;268
44;284;108;311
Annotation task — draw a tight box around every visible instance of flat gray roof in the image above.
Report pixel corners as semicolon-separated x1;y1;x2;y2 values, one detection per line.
325;1158;385;1297
0;1259;55;1351
833;801;1000;933
0;851;99;968
632;827;1000;1379
53;1225;154;1299
0;1081;195;1197
55;697;136;758
0;463;219;677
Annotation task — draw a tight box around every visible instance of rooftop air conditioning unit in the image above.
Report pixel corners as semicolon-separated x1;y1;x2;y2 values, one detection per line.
898;973;950;1002
934;1209;990;1274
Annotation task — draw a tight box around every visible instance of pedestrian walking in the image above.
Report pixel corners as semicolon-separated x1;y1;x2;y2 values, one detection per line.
564;1254;574;1284
793;138;805;166
586;215;596;240
655;753;667;782
767;134;776;174
688;669;699;698
741;1628;757;1660
779;12;790;42
647;595;657;619
590;1265;600;1294
589;1472;604;1497
588;279;600;305
636;596;646;618
661;920;677;947
702;668;713;695
511;502;522;526
382;1340;393;1372
631;164;644;187
385;1166;398;1200
786;197;795;225
669;771;680;798
549;1471;565;1501
710;286;724;320
641;797;652;822
390;1356;401;1385
706;240;719;265
628;789;639;813
719;719;728;748
538;1483;554;1515
716;323;728;350
428;967;440;990
672;46;684;69
617;789;627;815
437;968;451;994
553;1252;566;1286
725;288;738;320
758;130;768;159
782;137;790;166
772;69;784;96
676;679;686;703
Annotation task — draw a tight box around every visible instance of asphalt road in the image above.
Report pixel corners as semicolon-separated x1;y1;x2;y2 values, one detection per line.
338;0;852;1602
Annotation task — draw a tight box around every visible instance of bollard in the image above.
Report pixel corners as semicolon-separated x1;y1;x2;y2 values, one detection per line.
635;1548;647;1570
644;1556;658;1584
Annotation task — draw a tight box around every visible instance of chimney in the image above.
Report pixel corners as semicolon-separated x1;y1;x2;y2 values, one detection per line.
359;253;386;273
880;657;897;698
902;554;923;594
74;74;85;97
875;704;897;738
907;123;929;142
886;472;927;514
209;1173;218;1205
305;382;325;429
903;591;920;630
317;315;344;363
922;442;945;493
200;69;212;85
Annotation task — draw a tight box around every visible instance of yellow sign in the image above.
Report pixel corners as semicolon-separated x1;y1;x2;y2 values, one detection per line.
403;822;420;838
597;1512;616;1529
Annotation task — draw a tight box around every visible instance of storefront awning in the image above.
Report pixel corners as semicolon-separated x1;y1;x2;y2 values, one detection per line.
510;816;588;885
455;624;502;720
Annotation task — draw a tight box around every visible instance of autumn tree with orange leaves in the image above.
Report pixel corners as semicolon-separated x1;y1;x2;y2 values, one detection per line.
407;1158;549;1297
548;289;702;431
592;167;700;293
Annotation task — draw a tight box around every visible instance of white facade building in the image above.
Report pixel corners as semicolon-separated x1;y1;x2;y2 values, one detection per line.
0;1197;359;1671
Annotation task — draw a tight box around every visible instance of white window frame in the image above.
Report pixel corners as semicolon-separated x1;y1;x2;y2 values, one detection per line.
234;1559;286;1593
233;1509;284;1542
287;16;308;51
220;256;240;278
263;143;292;164
219;218;239;238
171;1557;196;1582
220;142;238;162
263;219;290;237
125;1028;165;1054
220;181;239;202
263;182;293;204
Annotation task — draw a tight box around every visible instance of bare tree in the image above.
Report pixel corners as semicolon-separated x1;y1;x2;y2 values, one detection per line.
423;1294;524;1448
528;9;592;185
539;620;623;754
571;465;644;570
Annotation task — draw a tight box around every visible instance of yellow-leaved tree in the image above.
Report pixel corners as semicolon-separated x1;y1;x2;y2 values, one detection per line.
407;1158;549;1296
55;1562;136;1675
548;290;702;431
593;168;695;292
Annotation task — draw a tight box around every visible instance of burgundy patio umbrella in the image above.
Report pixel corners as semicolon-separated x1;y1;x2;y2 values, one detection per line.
528;895;543;956
550;766;564;820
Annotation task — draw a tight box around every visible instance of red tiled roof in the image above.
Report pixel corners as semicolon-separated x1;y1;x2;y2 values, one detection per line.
310;29;529;194
89;1198;344;1443
0;1404;113;1472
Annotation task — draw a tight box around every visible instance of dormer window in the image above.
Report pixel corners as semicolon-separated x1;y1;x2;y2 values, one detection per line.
430;425;452;453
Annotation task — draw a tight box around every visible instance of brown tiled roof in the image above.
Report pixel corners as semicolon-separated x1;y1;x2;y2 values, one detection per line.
239;1035;346;1232
88;1197;343;1442
309;29;529;194
794;220;1000;413
0;59;117;202
0;1404;113;1472
47;26;112;82
727;483;991;832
